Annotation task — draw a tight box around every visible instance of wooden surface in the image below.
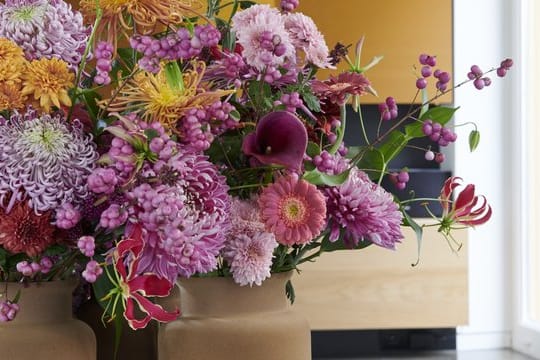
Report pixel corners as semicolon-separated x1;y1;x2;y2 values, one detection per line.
293;221;468;330
296;0;453;104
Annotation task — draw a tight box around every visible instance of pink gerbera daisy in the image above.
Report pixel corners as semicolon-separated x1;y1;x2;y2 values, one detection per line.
258;174;326;245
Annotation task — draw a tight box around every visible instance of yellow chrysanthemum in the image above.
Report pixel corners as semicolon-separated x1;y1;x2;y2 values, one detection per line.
0;82;27;111
21;58;74;113
105;61;233;132
0;38;27;85
80;0;203;48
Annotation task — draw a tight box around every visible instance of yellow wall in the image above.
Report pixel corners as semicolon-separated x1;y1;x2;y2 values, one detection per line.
297;0;453;104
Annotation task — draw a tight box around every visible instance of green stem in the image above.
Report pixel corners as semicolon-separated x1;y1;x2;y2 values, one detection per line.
68;3;103;121
329;100;349;154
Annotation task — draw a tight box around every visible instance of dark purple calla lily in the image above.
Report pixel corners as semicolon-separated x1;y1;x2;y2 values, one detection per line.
242;111;308;170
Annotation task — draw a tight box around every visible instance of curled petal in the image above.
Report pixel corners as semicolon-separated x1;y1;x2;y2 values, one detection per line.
242;111;308;170
125;293;180;330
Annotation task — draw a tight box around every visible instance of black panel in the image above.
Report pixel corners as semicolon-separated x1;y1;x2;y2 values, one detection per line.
312;329;456;358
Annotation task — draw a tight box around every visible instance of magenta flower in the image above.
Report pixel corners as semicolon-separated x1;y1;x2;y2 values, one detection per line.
439;176;492;228
242;111;308;170
325;168;403;249
258;173;326;245
106;224;179;330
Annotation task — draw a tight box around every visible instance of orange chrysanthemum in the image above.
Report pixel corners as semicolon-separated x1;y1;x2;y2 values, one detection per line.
21;58;74;113
0;83;27;111
0;38;26;85
104;61;233;132
80;0;202;48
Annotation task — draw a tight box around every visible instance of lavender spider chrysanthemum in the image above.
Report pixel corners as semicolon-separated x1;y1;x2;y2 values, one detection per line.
0;0;90;69
0;109;98;213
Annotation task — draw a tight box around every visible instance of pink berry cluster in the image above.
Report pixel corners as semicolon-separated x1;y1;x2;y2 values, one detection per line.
280;0;299;12
130;24;221;73
126;183;185;232
82;260;103;283
16;258;53;277
389;170;409;190
180;101;238;152
467;65;492;90
94;41;114;85
378;96;398;121
77;235;96;257
55;202;82;229
0;301;19;322
88;168;118;195
416;54;451;92
422;119;457;147
108;136;136;179
312;147;350;175
496;58;513;77
99;203;128;229
275;92;303;113
424;149;445;164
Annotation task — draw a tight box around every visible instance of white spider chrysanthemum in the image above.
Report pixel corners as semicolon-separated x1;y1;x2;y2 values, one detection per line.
0;109;98;213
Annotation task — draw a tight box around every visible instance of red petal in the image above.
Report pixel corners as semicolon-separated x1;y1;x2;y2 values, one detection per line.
454;184;476;212
128;274;174;297
124;297;152;330
459;205;492;226
131;293;180;323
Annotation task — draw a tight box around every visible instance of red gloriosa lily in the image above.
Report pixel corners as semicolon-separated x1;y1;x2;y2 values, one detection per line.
108;224;179;330
439;176;492;227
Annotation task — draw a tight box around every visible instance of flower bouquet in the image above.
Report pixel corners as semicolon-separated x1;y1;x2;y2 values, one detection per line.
0;0;511;342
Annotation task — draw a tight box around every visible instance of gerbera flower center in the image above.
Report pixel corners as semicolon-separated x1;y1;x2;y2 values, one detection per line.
280;196;307;225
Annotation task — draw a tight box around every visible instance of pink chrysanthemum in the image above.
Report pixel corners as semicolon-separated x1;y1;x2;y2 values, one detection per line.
222;198;278;286
231;4;295;71
284;12;333;68
258;174;326;245
223;233;277;286
132;149;231;281
325;168;403;249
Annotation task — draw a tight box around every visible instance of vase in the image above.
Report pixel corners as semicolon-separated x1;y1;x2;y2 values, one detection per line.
76;295;159;360
0;280;96;360
158;271;311;360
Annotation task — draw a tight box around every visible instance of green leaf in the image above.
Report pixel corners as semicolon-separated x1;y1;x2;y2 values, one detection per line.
402;211;424;267
469;130;480;152
320;232;372;252
79;89;101;124
113;315;123;360
285;279;295;304
144;128;160;141
301;91;321;113
92;265;116;313
306;141;320;158
377;130;409;165
229;109;241;121
302;168;350;186
405;106;459;138
419;88;429;117
355;147;385;181
239;0;257;9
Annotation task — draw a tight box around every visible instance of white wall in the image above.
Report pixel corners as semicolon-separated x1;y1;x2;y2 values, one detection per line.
453;0;514;350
